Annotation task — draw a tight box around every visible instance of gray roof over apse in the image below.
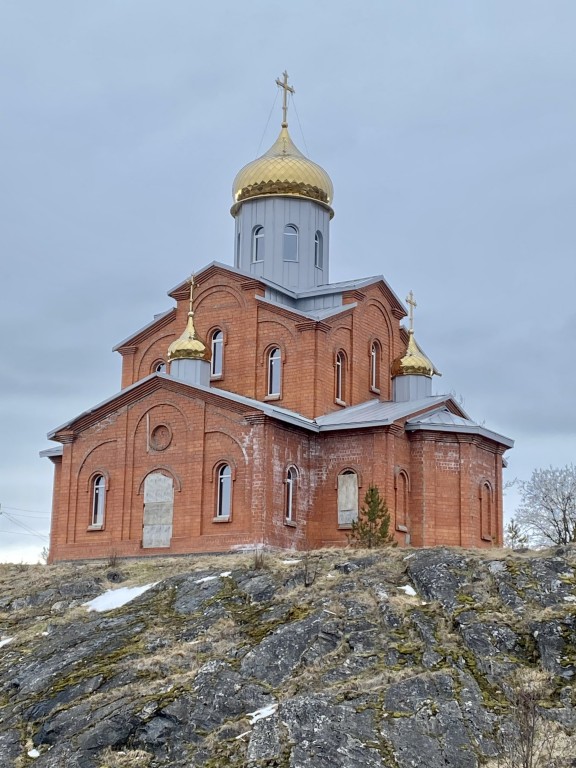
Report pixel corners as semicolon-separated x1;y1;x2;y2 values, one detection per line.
405;408;514;448
42;375;512;450
314;395;455;429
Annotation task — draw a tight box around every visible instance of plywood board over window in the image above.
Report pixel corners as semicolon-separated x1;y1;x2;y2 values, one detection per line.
337;471;358;527
142;472;174;548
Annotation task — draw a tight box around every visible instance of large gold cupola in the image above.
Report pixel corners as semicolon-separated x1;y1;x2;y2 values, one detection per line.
167;276;211;364
231;72;334;218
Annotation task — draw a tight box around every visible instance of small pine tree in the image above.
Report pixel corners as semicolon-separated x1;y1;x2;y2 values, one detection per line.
349;485;397;549
504;518;529;549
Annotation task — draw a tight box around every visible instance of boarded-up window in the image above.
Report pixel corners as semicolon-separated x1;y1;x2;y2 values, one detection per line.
338;471;358;527
142;472;174;548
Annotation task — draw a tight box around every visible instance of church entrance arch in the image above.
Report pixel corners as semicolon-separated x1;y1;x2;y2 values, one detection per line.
337;469;358;527
142;471;174;548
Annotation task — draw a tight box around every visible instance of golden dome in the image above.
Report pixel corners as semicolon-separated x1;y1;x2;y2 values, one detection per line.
231;125;334;217
391;331;440;378
167;276;211;363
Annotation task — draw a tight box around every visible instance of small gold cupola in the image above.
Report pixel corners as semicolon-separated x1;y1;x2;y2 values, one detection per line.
231;71;334;217
167;276;211;364
392;292;440;402
391;330;439;378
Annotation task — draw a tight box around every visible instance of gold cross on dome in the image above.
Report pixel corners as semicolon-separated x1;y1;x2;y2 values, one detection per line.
406;290;417;331
188;274;196;315
275;70;295;127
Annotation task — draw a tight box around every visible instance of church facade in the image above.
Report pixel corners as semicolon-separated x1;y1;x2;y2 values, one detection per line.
42;75;513;563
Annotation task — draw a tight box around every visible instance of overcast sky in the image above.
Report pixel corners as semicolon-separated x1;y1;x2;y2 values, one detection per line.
1;1;575;562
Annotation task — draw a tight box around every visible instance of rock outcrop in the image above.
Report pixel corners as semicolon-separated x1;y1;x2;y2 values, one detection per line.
1;546;575;767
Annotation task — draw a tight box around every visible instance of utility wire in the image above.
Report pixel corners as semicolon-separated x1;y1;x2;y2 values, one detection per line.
0;529;48;538
255;89;280;158
2;505;49;516
0;509;49;540
291;94;310;157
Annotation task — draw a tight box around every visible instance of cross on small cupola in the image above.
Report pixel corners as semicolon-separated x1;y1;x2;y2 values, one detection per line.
406;290;417;332
275;70;295;127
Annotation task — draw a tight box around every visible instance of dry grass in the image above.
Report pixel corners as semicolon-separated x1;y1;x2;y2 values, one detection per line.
97;748;153;768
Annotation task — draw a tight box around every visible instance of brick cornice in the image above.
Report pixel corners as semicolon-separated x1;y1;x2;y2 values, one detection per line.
113;308;177;351
377;282;407;319
51;376;262;443
295;320;331;334
342;289;366;303
116;345;138;357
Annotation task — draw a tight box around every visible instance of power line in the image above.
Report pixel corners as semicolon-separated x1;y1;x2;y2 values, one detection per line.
2;505;49;516
0;509;49;540
0;529;49;538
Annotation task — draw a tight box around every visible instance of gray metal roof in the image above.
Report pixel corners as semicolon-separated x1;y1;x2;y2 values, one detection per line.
405;408;514;448
315;395;453;429
256;295;358;322
45;374;512;450
171;261;404;308
39;446;63;458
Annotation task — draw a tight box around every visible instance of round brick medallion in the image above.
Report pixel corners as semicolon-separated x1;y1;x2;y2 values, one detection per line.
150;424;172;451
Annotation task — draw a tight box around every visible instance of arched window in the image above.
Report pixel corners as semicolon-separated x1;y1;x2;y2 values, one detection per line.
153;360;166;374
335;351;346;404
337;469;358;527
211;329;223;377
267;347;282;397
480;482;493;542
314;230;323;269
370;341;381;392
395;470;410;534
217;464;232;518
283;224;298;262
285;467;297;523
91;474;106;528
252;226;264;263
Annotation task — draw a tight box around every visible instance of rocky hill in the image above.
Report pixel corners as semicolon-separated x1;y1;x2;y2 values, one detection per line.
1;546;575;768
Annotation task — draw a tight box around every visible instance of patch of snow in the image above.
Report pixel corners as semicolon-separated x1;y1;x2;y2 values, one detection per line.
281;559;302;564
564;595;576;603
235;730;252;740
399;584;417;597
220;571;232;577
83;584;157;613
403;553;415;560
247;702;278;724
0;637;13;649
28;749;40;758
195;575;218;584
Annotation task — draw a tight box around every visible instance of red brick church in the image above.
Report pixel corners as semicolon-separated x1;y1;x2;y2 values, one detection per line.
42;75;513;563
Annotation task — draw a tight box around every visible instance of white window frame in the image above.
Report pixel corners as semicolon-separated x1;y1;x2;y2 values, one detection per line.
285;467;297;523
335;351;346;404
216;464;232;519
91;474;106;529
314;230;323;269
252;226;264;263
211;329;224;377
267;347;282;397
370;341;381;393
283;224;299;262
